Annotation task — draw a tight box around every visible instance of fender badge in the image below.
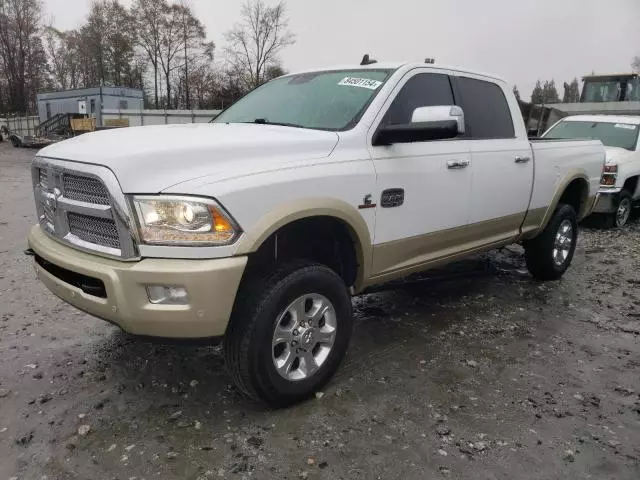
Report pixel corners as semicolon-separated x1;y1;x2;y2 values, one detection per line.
358;194;376;210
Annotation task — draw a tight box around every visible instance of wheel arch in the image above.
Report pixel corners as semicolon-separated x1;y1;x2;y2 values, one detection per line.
523;172;592;240
557;175;591;220
234;198;372;291
550;173;591;223
622;175;639;197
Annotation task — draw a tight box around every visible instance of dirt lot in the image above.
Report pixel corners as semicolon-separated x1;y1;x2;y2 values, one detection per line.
1;141;639;480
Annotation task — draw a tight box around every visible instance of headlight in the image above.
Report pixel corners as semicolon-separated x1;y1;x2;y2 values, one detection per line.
131;196;240;245
601;164;617;186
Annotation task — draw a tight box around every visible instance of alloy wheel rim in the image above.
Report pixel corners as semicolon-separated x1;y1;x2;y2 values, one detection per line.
552;219;573;267
616;198;631;227
272;294;337;381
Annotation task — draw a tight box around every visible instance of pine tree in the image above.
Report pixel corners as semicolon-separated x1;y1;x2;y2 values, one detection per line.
562;78;580;103
542;80;560;103
530;80;544;104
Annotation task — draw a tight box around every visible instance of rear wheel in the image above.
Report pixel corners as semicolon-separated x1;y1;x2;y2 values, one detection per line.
224;260;353;407
524;203;578;281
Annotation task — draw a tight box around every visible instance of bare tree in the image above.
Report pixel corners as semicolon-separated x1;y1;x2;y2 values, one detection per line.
134;0;165;107
155;3;212;109
633;56;640;73
176;2;212;109
0;0;47;113
224;0;295;89
70;1;137;89
157;4;186;108
44;27;71;90
265;63;286;81
81;1;109;86
103;1;136;87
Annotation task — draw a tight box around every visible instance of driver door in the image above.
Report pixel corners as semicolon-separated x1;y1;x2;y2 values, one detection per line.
367;70;473;279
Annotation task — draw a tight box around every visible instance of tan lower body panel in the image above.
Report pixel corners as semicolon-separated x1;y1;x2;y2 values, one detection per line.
28;225;247;338
369;212;529;284
519;206;548;238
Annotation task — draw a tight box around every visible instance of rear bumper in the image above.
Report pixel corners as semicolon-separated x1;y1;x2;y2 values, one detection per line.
28;225;247;338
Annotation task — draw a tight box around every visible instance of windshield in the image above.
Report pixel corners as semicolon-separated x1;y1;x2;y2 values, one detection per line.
213;69;393;131
543;120;639;150
582;77;640;102
582;81;623;102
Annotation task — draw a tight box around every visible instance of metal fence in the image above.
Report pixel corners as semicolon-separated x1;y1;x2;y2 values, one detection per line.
0;115;39;136
101;109;221;127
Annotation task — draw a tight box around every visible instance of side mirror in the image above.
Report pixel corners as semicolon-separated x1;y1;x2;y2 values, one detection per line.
373;105;465;146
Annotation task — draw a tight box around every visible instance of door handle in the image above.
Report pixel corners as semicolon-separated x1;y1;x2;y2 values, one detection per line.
447;159;470;169
515;155;531;163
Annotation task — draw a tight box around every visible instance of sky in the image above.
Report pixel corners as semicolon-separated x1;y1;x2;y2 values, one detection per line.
42;0;640;101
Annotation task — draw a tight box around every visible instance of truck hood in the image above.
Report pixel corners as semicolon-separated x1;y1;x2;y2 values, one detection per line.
37;123;339;192
604;146;636;165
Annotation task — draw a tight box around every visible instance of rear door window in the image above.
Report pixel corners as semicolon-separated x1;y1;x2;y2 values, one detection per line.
456;77;515;139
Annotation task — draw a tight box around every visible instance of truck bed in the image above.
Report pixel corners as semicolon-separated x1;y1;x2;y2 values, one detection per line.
528;139;604;219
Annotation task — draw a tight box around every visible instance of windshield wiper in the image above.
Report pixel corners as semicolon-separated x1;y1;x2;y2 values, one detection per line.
249;118;307;129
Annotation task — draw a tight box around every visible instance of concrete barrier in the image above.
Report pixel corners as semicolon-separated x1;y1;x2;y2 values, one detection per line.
101;109;221;127
0;115;40;136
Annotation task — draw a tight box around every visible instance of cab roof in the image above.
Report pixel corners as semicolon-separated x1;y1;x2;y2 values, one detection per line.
562;115;640;125
582;73;638;81
283;62;507;84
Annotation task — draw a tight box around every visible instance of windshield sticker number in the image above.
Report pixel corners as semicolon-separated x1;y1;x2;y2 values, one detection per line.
614;123;636;130
338;77;383;90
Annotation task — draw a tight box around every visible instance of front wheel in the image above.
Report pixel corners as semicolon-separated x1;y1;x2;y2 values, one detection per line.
224;260;353;407
524;203;578;281
612;190;632;228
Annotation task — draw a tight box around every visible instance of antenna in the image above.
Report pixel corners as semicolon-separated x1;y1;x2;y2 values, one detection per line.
360;54;378;66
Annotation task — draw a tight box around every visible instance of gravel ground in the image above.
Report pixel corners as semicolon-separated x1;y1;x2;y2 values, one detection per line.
1;141;639;480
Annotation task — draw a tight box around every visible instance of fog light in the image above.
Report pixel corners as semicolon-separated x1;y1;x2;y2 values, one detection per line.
146;285;189;305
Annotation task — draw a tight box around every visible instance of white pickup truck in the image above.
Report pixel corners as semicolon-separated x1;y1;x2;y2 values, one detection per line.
28;62;605;406
543;115;640;227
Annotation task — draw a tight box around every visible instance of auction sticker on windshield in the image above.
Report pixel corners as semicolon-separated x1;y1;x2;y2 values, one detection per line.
614;124;637;130
338;77;383;90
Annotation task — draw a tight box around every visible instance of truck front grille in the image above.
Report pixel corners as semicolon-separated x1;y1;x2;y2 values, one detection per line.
68;212;121;249
42;203;55;227
38;168;48;189
32;159;138;259
63;173;110;205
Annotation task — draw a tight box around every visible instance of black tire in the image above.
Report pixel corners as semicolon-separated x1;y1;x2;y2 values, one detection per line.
224;260;353;407
524;203;578;281
611;189;632;228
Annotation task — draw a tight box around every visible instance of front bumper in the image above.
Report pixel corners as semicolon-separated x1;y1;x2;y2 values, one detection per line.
28;225;247;338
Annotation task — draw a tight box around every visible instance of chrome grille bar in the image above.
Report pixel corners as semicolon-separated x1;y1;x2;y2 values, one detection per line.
38;168;48;189
68;212;120;249
32;158;138;260
63;173;110;205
